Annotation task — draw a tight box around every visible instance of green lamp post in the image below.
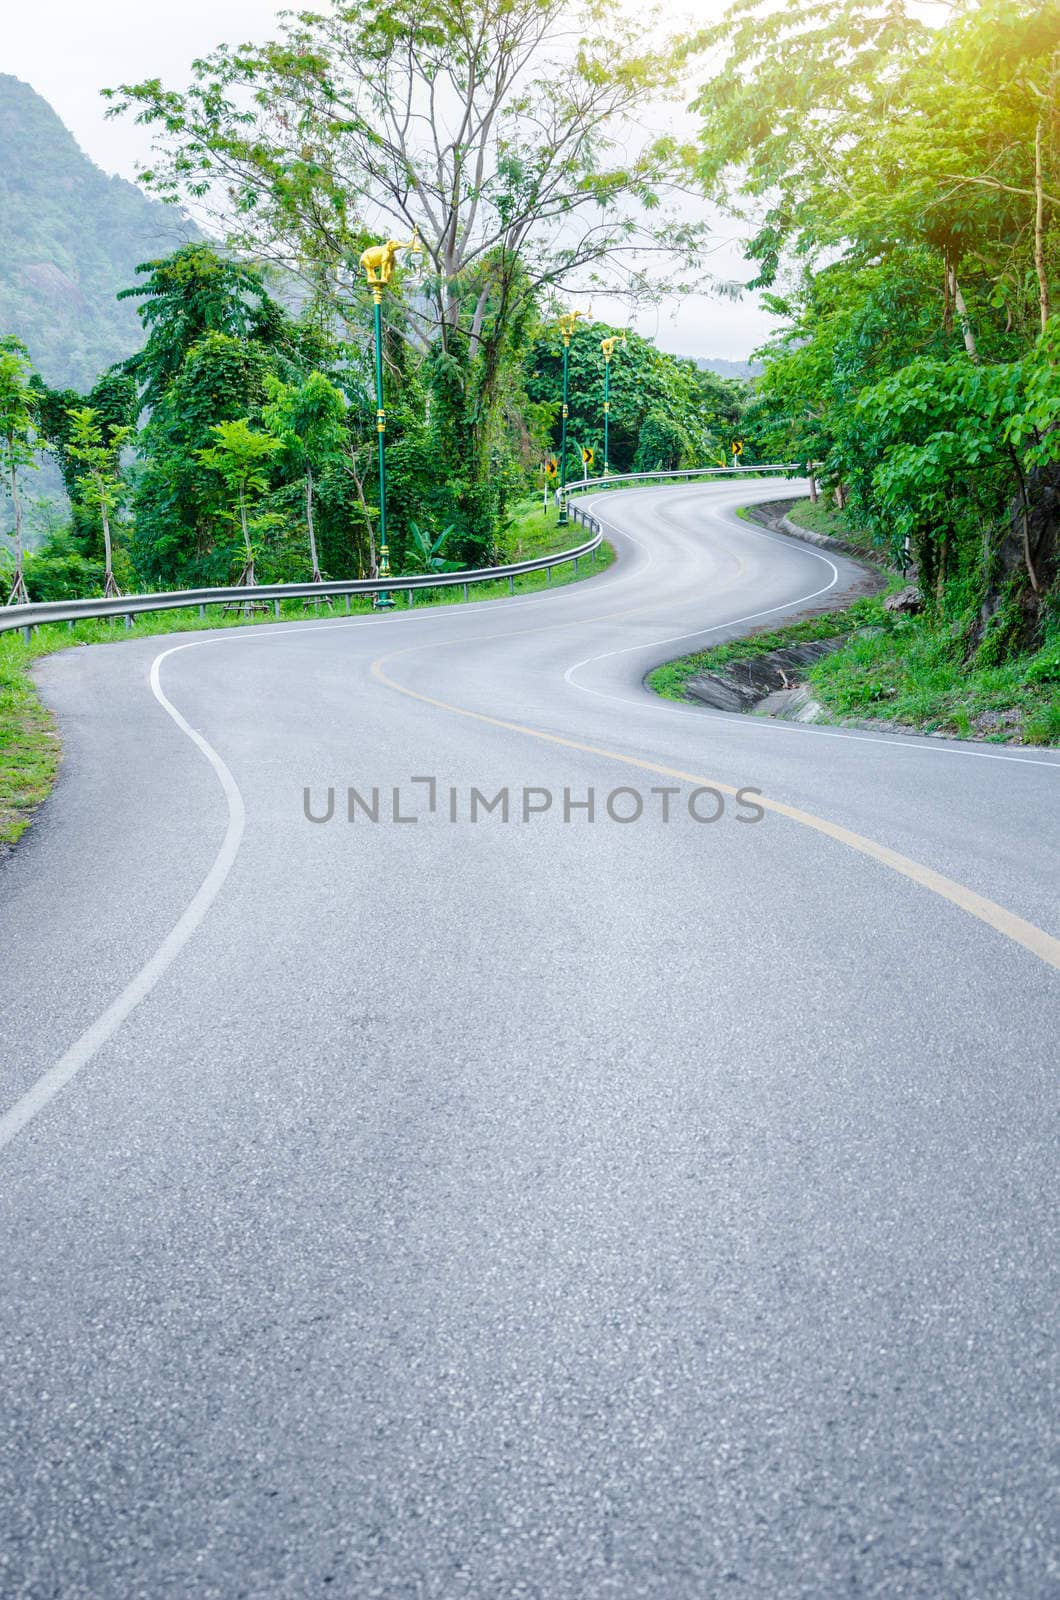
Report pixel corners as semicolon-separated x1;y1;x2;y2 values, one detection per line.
359;230;421;607
599;333;627;475
555;310;583;526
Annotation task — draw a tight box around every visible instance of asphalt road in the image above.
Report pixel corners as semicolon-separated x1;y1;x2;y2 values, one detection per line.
1;479;1058;1598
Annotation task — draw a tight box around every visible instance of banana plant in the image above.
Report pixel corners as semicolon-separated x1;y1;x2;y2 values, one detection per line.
404;521;461;576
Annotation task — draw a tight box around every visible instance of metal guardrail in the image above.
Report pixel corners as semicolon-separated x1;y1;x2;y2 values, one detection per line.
1;504;604;641
560;462;802;504
1;469;801;641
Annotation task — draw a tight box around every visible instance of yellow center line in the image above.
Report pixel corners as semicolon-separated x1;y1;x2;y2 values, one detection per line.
370;651;1060;975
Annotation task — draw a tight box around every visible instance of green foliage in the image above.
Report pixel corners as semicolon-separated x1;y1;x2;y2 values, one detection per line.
694;0;1060;659
262;371;349;577
647;598;889;699
634;411;696;473
197;417;284;568
0;337;40;590
648;596;1059;745
262;373;347;479
806;616;1060;742
691;0;1058;309
0;339;37;470
30;365;139;538
0;628;59;850
63;405;134;583
133;331;282;585
524;320;747;475
119;245;276;410
24;532;105;601
403;521;461;576
64;407;131;496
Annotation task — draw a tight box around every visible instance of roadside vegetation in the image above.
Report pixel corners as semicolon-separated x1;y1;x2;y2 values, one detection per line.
655;485;1060;744
692;0;1060;741
649;591;1060;746
0;640;60;851
648;598;891;701
783;498;867;548
809;617;1060;744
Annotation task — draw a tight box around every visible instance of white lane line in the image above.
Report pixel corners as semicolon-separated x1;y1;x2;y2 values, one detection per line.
563;551;840;682
0;548;627;1153
3;482;1051;1152
0;640;245;1151
0;617;385;1152
574;501;1060;773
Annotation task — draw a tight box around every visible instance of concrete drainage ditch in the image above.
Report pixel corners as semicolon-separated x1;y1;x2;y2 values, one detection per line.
682;639;844;723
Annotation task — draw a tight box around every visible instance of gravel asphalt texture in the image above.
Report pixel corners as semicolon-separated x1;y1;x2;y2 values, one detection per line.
1;480;1058;1597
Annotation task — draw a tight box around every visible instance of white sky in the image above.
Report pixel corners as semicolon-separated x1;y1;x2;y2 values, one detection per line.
3;0;781;362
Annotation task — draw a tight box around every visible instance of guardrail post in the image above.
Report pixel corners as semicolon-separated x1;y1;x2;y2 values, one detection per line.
508;576;515;595
124;614;133;630
273;600;281;618
546;566;552;585
344;596;351;614
199;604;206;620
573;557;579;576
408;589;415;606
22;624;32;645
463;583;469;603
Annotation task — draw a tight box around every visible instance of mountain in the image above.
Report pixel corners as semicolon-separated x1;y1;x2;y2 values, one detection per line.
695;357;763;381
0;75;201;393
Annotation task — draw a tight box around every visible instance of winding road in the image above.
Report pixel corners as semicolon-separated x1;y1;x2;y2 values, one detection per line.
1;479;1058;1597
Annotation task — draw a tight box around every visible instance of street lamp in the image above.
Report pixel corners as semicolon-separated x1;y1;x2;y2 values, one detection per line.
359;229;421;607
555;309;583;526
599;333;627;475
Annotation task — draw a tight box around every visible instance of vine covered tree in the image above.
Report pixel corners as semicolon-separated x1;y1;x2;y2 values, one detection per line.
118;245;277;410
64;406;134;598
197;418;284;587
0;339;38;605
107;0;718;560
262;372;348;583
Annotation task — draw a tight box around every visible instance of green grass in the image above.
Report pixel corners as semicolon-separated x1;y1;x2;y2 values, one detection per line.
0;638;61;852
647;592;1060;747
807;616;1060;744
784;496;861;540
502;494;564;558
0;507;614;852
647;597;889;701
782;497;896;565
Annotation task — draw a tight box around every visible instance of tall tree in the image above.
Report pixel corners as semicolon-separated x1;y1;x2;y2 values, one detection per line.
107;0;714;560
262;373;348;582
64;407;133;598
197;419;284;586
692;0;1060;644
0;340;39;606
118;245;276;410
132;331;279;587
690;0;1059;334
